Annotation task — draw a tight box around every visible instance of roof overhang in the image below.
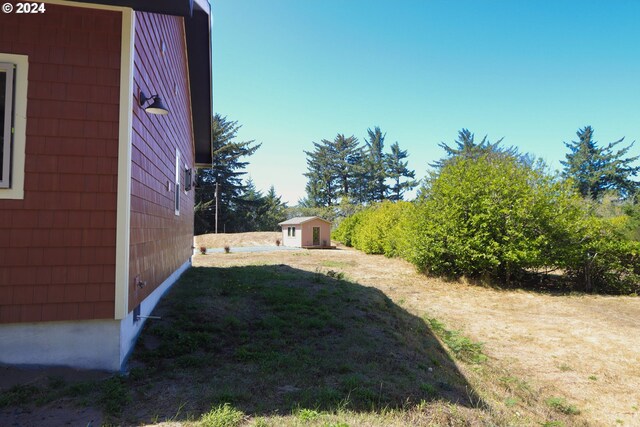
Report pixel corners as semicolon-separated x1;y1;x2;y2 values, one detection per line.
66;0;213;167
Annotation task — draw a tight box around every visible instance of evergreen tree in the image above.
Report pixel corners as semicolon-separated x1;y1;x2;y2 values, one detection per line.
431;129;526;169
332;134;360;199
561;126;640;200
195;114;261;234
347;148;368;205
258;186;287;231
304;140;337;207
362;127;389;202
236;178;266;232
303;134;359;206
386;141;417;201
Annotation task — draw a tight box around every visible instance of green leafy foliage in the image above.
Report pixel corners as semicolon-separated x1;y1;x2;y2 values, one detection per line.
562;215;640;293
408;155;581;283
332;201;414;257
335;152;639;294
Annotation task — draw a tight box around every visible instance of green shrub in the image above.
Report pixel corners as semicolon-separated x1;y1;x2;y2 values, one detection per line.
563;215;640;294
332;210;365;247
406;156;583;282
334;155;639;293
351;201;412;256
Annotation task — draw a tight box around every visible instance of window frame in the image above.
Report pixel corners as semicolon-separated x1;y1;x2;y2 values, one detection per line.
0;62;14;189
174;148;181;215
0;53;27;200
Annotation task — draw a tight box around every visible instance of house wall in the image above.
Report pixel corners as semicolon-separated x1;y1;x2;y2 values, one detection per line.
0;4;122;323
128;12;195;310
281;226;302;247
300;219;331;247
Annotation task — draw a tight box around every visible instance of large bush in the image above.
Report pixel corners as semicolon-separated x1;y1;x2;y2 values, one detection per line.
562;215;640;294
405;156;583;283
331;209;366;247
351;201;413;255
332;201;414;257
334;155;639;293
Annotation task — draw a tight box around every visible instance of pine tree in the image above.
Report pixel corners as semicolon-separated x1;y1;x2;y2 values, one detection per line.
195;114;261;234
386;141;417;201
303;134;360;206
362;127;389;202
258;186;287;231
431;129;523;169
304;140;337;207
236;178;265;232
332;134;360;199
561;126;639;200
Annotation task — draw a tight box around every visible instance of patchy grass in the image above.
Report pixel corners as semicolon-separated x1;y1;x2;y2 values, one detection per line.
1;247;615;426
126;265;478;422
198;403;245;427
545;397;581;416
425;317;487;364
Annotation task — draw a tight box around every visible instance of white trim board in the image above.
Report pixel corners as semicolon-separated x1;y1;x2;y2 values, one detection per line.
114;8;135;320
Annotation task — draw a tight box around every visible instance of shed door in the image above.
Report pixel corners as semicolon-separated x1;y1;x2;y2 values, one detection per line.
312;227;320;246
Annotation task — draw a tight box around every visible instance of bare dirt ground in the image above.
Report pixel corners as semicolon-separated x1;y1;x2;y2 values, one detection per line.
194;231;281;249
196;232;640;426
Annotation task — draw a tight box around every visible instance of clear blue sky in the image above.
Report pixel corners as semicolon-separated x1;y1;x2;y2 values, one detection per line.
211;0;640;205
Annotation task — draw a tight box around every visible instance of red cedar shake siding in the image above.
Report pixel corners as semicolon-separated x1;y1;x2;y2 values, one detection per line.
0;5;121;323
129;12;194;309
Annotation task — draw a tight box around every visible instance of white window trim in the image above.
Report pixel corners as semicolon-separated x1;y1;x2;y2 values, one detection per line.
183;163;189;194
174;148;180;215
0;54;27;200
0;62;14;188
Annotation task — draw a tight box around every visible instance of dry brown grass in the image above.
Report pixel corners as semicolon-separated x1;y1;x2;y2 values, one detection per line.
194;231;281;249
3;232;638;426
193;232;640;426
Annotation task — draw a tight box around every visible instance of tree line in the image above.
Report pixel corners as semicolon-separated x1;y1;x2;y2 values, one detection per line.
194;114;640;288
194;114;286;234
333;126;640;294
302;127;417;207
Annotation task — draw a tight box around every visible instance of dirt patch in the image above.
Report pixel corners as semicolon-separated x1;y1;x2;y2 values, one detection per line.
0;366;109;426
195;234;640;426
194;231;281;249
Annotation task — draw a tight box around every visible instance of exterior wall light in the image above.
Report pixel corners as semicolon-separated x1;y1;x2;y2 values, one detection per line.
138;90;169;115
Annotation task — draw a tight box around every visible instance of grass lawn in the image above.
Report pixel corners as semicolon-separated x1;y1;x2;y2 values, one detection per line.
4;235;635;426
126;264;488;425
1;260;587;426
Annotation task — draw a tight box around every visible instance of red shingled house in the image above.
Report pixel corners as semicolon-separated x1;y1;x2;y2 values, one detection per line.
0;0;213;370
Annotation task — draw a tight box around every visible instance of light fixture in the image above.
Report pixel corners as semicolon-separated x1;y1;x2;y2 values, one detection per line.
138;90;169;115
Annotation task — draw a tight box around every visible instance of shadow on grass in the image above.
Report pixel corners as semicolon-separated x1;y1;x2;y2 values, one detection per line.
125;265;486;422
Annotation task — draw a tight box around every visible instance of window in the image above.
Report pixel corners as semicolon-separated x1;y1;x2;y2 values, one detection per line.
174;149;180;215
0;54;27;200
287;226;296;237
0;62;14;188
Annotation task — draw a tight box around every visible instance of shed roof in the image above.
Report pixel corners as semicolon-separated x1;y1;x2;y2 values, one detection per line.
278;216;331;226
